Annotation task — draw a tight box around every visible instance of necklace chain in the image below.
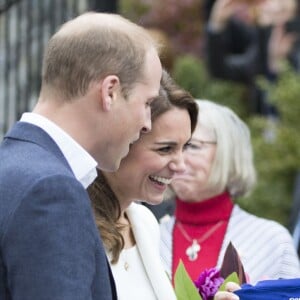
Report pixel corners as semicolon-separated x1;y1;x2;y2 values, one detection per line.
177;220;224;244
176;220;225;261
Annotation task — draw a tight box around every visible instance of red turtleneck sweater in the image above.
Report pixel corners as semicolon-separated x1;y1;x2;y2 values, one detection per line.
172;192;233;281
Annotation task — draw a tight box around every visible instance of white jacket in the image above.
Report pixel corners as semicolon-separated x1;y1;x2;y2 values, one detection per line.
118;203;176;300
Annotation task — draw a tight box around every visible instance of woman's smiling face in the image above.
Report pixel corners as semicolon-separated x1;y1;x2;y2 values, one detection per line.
104;107;192;208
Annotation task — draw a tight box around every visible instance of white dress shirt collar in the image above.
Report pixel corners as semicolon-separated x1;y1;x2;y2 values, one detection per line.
20;112;97;188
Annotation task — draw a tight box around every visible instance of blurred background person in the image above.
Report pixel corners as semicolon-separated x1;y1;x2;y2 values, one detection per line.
159;99;300;285
204;0;300;116
87;70;198;300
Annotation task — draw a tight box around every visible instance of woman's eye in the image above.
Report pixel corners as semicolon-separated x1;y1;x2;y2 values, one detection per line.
158;146;172;153
186;143;200;150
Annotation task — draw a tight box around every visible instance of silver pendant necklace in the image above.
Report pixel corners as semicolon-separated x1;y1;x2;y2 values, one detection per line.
176;220;225;261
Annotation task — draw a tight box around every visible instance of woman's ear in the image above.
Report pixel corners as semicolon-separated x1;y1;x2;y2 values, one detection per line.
100;75;120;111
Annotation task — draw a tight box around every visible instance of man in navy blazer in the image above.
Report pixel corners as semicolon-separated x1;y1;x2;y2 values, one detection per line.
0;12;162;300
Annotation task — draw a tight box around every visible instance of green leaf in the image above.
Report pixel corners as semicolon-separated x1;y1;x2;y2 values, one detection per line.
218;272;240;292
174;260;202;300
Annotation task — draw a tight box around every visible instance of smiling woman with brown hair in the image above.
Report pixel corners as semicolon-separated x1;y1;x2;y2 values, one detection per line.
87;69;197;300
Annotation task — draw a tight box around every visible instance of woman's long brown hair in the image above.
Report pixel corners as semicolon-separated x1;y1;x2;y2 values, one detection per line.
87;70;198;263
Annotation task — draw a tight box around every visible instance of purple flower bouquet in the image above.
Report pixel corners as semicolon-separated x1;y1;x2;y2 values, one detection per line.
174;242;246;300
194;267;224;300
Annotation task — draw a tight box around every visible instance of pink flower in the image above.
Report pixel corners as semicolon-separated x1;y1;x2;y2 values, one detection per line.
194;267;224;300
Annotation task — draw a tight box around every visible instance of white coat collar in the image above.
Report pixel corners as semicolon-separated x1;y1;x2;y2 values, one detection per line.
126;203;176;300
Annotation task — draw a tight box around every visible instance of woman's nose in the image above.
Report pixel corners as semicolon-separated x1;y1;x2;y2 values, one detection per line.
169;153;186;174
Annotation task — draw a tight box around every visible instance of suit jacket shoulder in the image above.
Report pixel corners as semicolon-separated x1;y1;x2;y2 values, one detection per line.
0;122;115;300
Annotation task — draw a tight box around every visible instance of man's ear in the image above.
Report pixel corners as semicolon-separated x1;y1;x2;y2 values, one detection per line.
100;75;120;112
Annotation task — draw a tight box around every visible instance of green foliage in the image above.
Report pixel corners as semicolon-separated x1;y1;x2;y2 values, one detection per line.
219;272;240;292
172;55;205;98
172;54;247;118
174;261;202;300
237;67;300;226
119;0;150;22
120;0;203;56
174;260;240;300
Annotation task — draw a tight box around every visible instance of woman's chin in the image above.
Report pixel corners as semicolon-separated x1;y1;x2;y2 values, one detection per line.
144;196;164;206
